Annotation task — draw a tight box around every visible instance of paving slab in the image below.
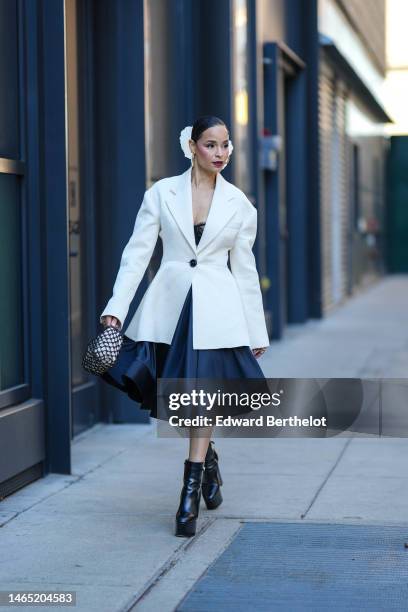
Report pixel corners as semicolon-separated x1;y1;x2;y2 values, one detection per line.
260;275;408;379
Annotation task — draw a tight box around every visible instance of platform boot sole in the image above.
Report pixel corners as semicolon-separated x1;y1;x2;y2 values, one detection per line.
175;519;198;537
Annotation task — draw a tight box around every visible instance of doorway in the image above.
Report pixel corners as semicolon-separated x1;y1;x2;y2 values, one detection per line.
65;0;99;436
263;41;307;340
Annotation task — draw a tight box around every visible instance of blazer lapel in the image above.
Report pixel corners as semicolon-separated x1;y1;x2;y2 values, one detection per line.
165;168;197;253
164;166;238;254
197;171;238;254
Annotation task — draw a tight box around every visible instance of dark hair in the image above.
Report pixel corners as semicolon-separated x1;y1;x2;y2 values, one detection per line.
191;115;228;142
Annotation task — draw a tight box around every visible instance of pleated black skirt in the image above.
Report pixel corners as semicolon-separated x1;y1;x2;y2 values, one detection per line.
101;284;265;421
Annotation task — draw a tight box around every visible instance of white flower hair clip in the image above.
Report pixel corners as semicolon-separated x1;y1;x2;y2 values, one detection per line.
179;125;234;161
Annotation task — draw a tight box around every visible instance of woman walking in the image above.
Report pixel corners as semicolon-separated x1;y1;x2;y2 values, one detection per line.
99;115;269;537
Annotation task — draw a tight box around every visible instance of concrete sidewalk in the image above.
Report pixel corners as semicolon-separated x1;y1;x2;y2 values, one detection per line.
1;275;408;611
2;428;408;611
260;274;408;378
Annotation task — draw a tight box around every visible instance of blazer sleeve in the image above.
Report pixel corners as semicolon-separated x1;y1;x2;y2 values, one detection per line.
229;201;270;349
99;185;160;328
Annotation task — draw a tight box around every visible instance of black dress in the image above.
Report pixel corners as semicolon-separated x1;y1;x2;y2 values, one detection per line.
101;222;266;420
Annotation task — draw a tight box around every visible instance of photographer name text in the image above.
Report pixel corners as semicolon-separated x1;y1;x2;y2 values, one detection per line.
168;415;327;428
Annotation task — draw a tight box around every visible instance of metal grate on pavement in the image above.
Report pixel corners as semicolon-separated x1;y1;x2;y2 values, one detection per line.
176;522;408;611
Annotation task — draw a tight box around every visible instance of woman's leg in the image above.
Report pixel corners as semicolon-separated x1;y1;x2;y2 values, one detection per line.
188;426;213;462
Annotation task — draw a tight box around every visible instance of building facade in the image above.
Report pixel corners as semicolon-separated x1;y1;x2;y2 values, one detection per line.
318;0;390;312
1;0;390;496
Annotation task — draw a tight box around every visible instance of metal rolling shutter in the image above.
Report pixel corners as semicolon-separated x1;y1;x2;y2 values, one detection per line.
335;83;349;303
319;61;335;313
319;60;349;313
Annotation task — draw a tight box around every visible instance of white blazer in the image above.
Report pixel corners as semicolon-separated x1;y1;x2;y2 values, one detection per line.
100;166;270;350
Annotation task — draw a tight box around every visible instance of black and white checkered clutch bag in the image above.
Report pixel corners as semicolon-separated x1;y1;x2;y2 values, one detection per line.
82;325;124;376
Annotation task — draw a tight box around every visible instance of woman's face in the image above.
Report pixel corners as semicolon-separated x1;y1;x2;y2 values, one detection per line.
189;125;230;173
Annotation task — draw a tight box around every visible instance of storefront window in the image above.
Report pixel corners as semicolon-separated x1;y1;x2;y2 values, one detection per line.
0;174;24;391
0;2;25;397
0;0;19;158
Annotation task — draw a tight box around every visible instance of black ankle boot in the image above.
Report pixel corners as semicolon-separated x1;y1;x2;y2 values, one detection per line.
202;441;223;510
175;460;204;537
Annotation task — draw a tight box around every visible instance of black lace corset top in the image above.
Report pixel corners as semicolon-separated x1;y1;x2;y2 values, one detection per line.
194;222;206;245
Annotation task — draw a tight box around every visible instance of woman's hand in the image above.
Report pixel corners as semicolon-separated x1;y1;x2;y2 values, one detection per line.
252;347;267;359
101;315;121;330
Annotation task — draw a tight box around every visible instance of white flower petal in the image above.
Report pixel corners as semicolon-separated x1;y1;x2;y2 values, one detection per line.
179;126;193;159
